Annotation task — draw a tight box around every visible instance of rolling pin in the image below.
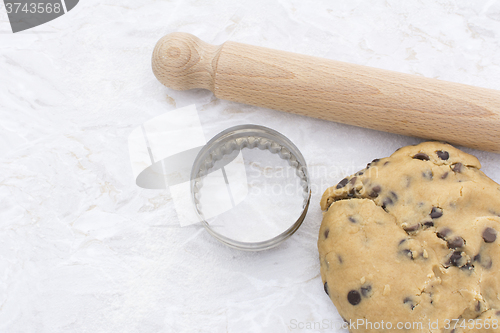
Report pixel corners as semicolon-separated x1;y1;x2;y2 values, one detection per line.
152;32;500;153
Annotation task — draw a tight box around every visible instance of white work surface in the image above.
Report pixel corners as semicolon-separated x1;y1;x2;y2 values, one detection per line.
2;0;500;332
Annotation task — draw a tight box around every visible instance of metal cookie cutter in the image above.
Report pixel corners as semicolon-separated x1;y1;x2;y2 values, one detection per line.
190;125;311;251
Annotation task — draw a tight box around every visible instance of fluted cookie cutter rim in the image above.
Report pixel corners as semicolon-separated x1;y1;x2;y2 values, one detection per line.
190;124;311;251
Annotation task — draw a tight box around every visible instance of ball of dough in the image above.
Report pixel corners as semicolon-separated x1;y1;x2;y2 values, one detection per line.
318;142;500;332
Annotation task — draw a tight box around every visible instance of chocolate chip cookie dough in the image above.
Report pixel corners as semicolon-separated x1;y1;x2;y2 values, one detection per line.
318;142;500;333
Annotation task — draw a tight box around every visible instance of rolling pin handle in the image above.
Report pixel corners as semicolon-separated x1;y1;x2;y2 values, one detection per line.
152;32;220;91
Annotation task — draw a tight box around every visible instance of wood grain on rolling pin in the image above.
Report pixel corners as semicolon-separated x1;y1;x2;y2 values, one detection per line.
152;33;500;153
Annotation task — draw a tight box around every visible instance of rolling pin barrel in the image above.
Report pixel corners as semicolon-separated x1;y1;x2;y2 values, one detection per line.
152;32;500;153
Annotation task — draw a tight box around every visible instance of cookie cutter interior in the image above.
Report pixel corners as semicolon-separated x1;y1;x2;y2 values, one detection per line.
190;125;311;251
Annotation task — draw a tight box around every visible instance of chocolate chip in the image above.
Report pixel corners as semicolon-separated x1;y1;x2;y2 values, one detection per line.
348;216;357;223
423;221;434;228
490;209;500;216
324;228;329;239
369;185;381;198
384;161;390;166
483;257;493;269
496;310;500;316
349;177;357;185
338;255;343;264
404;224;420;233
347;290;361;305
360;285;372;298
382;197;394;209
452;163;463;173
357;171;364;176
475;301;481;312
372;158;380;163
430;207;443;219
422;170;433;180
437;150;449;160
483;227;497;243
441;172;449;179
447;236;465;249
474;253;492;268
413;153;430;161
405;177;412;188
437;227;452;240
401;249;414;259
390;191;398;200
449;251;462;267
403;297;415;310
324;282;329;296
336;178;349;189
399;238;407;245
461;262;474;273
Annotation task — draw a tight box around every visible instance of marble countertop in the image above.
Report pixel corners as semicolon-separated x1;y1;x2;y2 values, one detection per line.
2;0;500;332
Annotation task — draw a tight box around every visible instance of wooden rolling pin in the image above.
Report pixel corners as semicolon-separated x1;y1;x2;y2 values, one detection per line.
152;32;500;153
